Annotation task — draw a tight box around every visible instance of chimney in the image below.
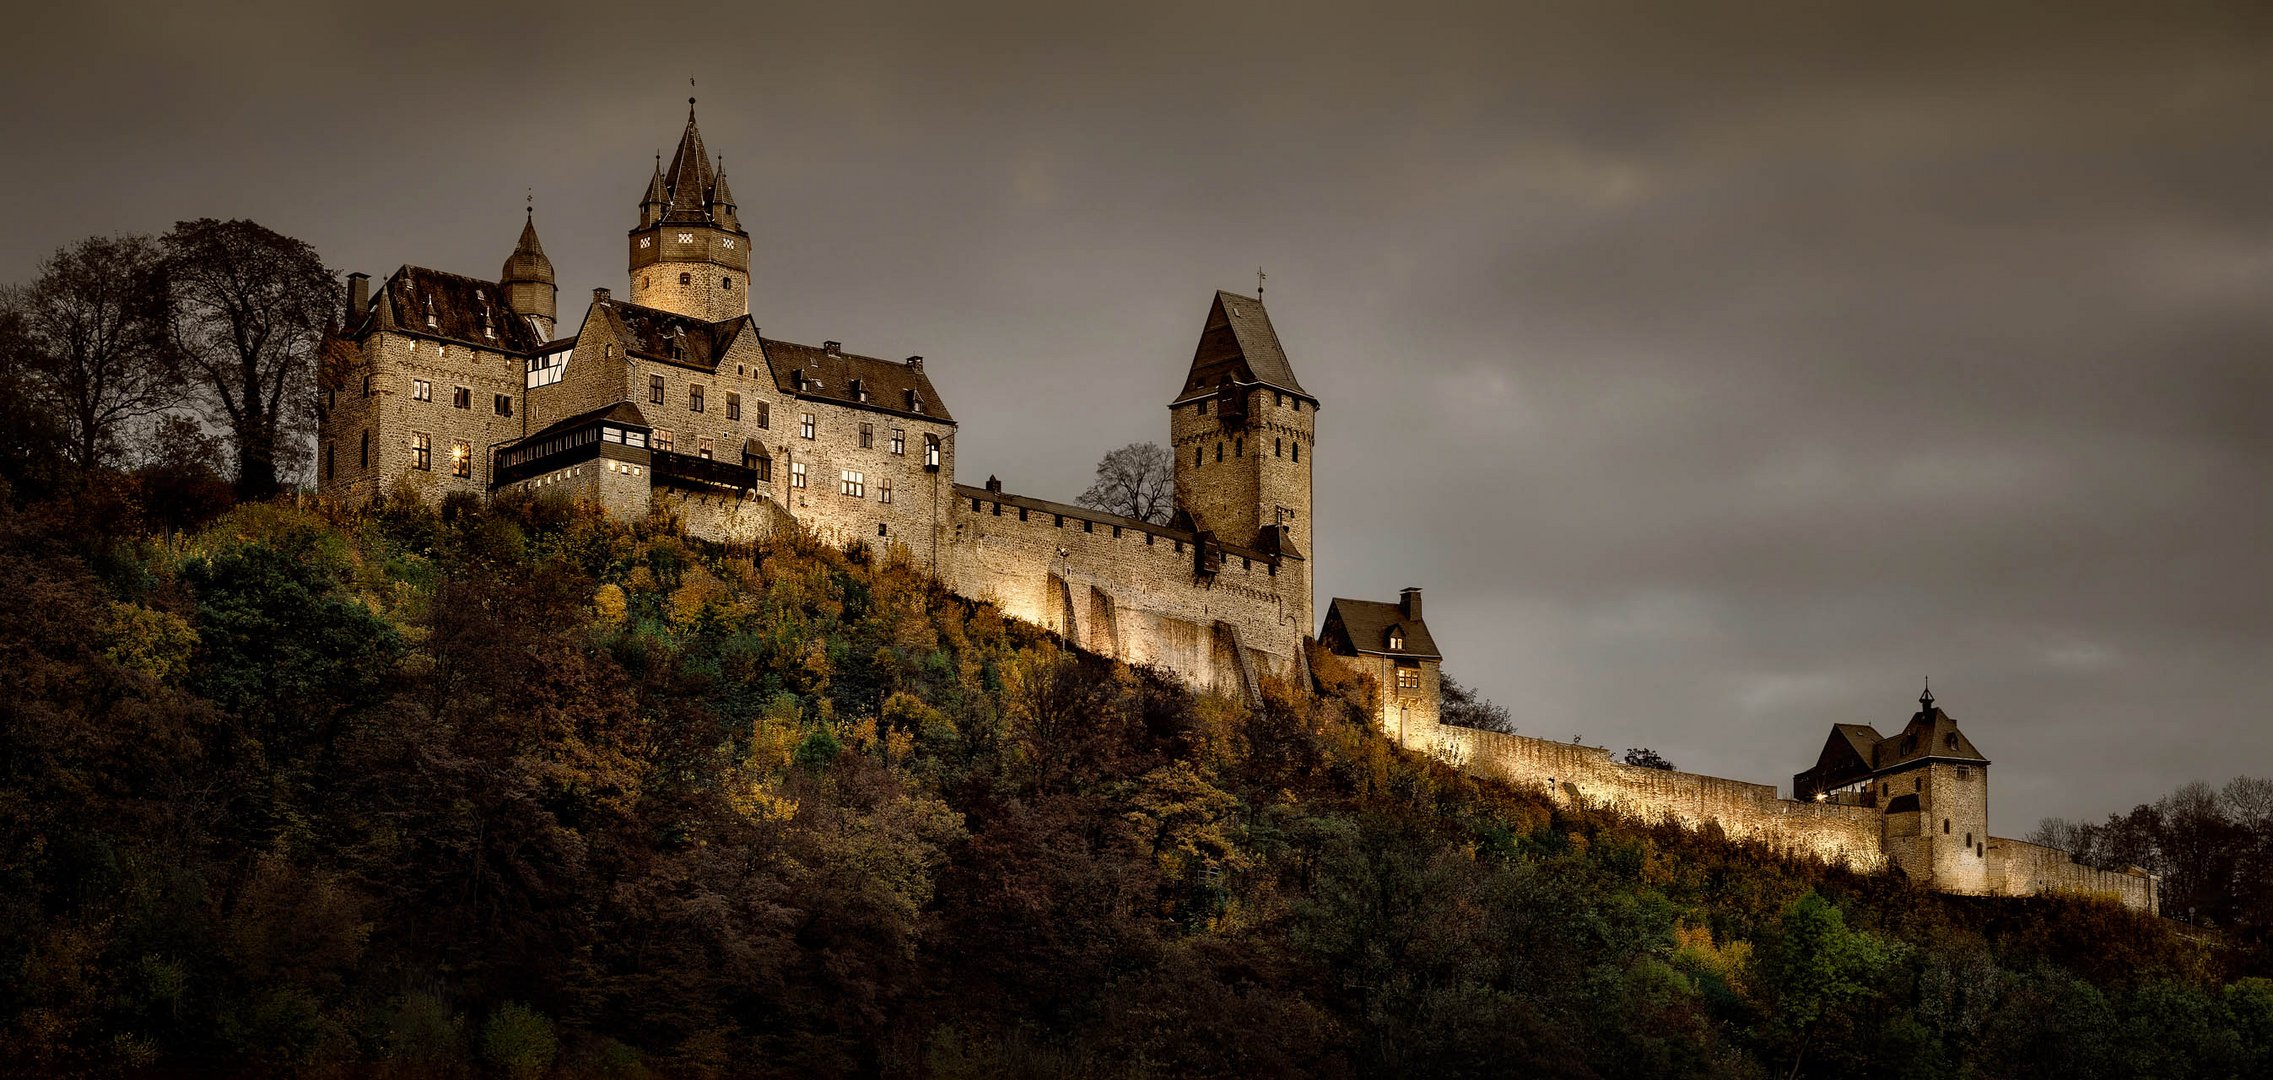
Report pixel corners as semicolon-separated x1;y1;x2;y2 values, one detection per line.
905;355;923;370
1400;587;1423;620
345;273;369;325
593;287;611;301
984;475;1002;493
823;340;842;355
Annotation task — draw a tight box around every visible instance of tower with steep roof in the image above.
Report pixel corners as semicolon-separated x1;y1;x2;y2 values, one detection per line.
629;99;751;322
1168;290;1318;638
501;208;557;340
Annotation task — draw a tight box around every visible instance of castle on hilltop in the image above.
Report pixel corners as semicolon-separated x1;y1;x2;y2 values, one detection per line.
316;103;2155;913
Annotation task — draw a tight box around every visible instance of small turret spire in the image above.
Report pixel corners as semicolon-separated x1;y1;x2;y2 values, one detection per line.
1919;678;1935;713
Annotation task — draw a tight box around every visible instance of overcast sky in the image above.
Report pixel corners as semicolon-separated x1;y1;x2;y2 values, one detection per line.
5;1;2269;833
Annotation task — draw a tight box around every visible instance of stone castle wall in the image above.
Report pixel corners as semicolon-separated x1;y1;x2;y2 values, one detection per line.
1394;720;1892;870
1989;837;2159;911
941;487;1308;696
322;330;527;502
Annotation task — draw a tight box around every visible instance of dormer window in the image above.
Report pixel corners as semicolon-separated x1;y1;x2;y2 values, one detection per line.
1945;733;1959;751
851;378;866;402
1386;628;1405;651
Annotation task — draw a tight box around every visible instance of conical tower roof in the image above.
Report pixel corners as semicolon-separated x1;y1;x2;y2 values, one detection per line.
501;210;554;285
711;164;736;209
662;98;717;221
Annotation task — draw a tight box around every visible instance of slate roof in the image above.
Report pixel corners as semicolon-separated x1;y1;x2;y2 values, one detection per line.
589;296;747;369
1177;291;1311;402
501;212;553;285
528;401;650;440
1322;597;1440;660
661;102;718;222
1874;705;1989;769
351;265;543;355
1792;694;1989;799
763;337;955;422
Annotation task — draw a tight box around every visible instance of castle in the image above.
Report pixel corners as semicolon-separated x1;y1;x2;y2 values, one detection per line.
317;102;2156;913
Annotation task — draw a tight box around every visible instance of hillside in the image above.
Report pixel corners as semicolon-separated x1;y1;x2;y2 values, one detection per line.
3;483;2268;1079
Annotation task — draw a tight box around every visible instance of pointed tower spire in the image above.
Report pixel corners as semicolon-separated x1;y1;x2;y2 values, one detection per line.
639;152;667;227
662;96;717;221
501;203;557;340
710;155;739;230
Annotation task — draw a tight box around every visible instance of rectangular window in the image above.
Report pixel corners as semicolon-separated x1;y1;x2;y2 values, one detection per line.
924;434;940;470
1275;437;1282;457
879;479;892;504
859;422;873;448
450;440;471;478
698;437;713;460
411;432;431;471
653;428;674;452
690;384;705;413
359;430;369;467
1396;667;1421;690
726;392;740;420
494;393;512;417
890;427;905;455
1291;441;1299;462
753;456;772;482
362;374;373;397
756;401;770;429
413;378;431;402
789;461;807;489
1957;766;1972;781
840;470;864;497
799;413;815;439
649;374;665;404
453;385;471;409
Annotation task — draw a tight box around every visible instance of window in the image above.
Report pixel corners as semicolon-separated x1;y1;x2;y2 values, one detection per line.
649;375;665;404
1292;441;1299;462
1198;399;1209;416
324;443;334;480
679;272;691;285
722;276;732;290
359;430;369;467
494;394;512;417
789;461;807;489
859;422;873;448
840;471;865;497
756;401;770;429
1945;733;1959;751
362;374;373;397
1194;445;1203;466
411;432;431;471
1966;832;1974;847
799;412;815;439
1956;766;1971;780
890;427;905;455
1943;818;1951;834
753;456;772;482
1215;442;1223;462
1396;667;1421;690
413;378;432;402
690;384;705;413
727;392;740;420
1388;629;1405;650
1234;437;1243;457
1274;391;1283;406
697;437;713;460
879;479;893;504
450;440;471;478
653;428;674;452
1275;437;1282;457
453;385;471;409
924;434;941;470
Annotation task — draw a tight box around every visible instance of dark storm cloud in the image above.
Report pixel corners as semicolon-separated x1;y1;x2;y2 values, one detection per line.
5;1;2268;830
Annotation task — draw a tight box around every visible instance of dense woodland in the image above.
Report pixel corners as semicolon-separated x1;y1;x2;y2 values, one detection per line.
5;226;2273;1076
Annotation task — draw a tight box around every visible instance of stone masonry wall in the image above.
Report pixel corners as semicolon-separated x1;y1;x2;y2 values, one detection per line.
941;490;1308;696
1989;837;2159;912
1395;719;1890;871
320;330;527;502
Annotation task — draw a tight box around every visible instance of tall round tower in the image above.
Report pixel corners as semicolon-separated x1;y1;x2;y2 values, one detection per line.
501;207;557;340
628;99;751;322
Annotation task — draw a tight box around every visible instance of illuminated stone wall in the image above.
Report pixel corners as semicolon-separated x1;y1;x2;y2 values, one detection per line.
1989;837;2159;913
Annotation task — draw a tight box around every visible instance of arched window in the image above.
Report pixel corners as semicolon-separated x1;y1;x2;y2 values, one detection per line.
1387;628;1405;651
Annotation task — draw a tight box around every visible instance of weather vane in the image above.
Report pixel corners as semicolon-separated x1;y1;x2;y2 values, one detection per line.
1256;266;1266;297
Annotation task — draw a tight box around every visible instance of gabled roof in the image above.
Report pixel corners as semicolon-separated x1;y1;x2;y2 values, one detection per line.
526;400;650;440
662;101;718;223
1176;291;1311;402
349;265;542;354
1874;705;1988;770
589;296;748;369
1321;597;1440;660
1793;724;1884;799
762;337;955;422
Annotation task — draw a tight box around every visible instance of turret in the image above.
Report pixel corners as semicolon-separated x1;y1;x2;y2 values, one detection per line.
627;98;752;322
501;209;557;340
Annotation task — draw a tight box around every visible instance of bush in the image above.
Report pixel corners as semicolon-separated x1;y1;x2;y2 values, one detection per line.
479;1002;557;1080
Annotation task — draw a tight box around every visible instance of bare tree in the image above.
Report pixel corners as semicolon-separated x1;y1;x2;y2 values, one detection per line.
15;235;178;472
1077;442;1175;523
163;219;336;497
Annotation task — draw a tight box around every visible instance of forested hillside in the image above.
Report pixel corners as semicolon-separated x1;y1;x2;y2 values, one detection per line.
4;480;2269;1078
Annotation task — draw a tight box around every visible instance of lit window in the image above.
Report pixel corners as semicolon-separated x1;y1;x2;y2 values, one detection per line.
1396;667;1421;690
450;440;471;478
890;427;905;455
840;470;864;497
413;378;432;402
653;429;674;452
789;461;806;489
411;432;431;471
493;394;512;417
453;385;470;409
698;437;713;460
649;374;664;404
727;392;740;420
924;434;941;470
1387;629;1405;651
879;479;893;504
799;413;815;439
859;422;873;448
690;384;705;413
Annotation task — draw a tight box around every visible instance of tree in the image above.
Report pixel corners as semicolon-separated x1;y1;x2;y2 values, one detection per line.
1440;672;1514;733
163;219;336;497
1748;891;1903;1079
1622;747;1677;771
0;289;71;497
15;235;178;472
1077;442;1174;523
